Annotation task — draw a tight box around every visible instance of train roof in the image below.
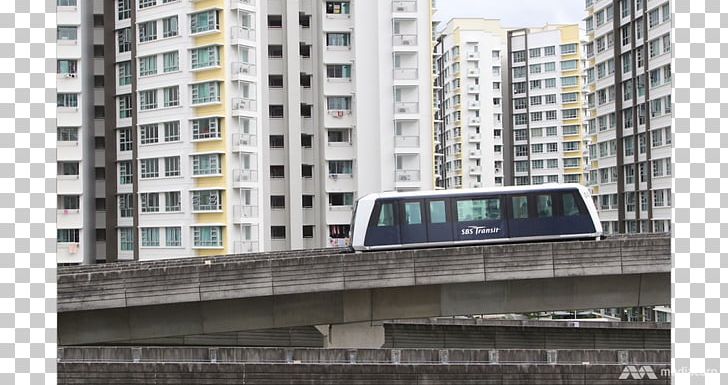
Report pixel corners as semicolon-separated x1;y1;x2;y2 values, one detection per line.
359;183;588;201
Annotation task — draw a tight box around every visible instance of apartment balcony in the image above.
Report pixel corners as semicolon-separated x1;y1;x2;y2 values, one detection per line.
395;170;421;185
392;0;417;13
57;208;82;228
231;27;256;46
394;102;419;114
57;174;82;194
231;133;257;151
57;242;82;264
231;97;256;116
231;62;256;80
394;135;420;148
57;141;81;161
233;240;259;254
393;67;418;80
232;169;258;187
392;34;418;49
57;73;81;92
230;0;256;11
325;109;353;126
232;204;259;222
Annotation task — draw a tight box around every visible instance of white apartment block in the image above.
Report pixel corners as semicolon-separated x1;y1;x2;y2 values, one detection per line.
584;0;672;234
503;24;588;187
434;19;506;189
57;0;107;264
98;0;433;262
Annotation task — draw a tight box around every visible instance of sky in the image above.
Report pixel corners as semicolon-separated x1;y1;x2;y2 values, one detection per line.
434;0;586;30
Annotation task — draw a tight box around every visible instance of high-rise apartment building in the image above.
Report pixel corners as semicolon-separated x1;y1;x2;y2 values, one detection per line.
57;0;107;264
60;0;435;263
433;19;506;189
583;0;672;234
503;24;588;187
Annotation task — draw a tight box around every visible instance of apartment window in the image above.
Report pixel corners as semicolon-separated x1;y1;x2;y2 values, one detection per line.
190;10;220;34
300;13;311;28
139;89;157;110
302;225;314;238
327;96;351;111
329;193;354;207
117;129;132;153
561;92;578;103
653;189;671;208
561;60;577;70
528;48;541;58
546;143;558;152
166;227;181;247
268;75;284;88
544;62;556;72
163;16;178;38
544;78;556;88
164;121;180;142
163;86;179;107
513;67;527;78
270;165;285;178
563;141;579;152
57;127;78;142
117;0;131;20
303;195;314;208
268;44;283;58
562;109;578;120
530;112;543;122
57;59;77;75
270;226;286;240
57;93;78;108
192;190;222;211
301;134;313;148
139;55;157;77
329;160;353;175
270;195;285;209
267;15;283;28
139;0;156;8
545;94;556;104
164;156;180;177
562;125;579;136
530;96;542;106
531;128;543;138
269;105;284;118
163;51;179;72
515;161;529;173
327;64;352;79
118;62;132;86
545;110;557;120
530;80;542;90
58;162;79;177
269;135;284;148
326;32;351;47
139;124;158;145
529;64;541;74
140;193;160;214
138;20;157;42
165;191;180;212
513;82;526;94
118;28;131;53
119;161;133;184
326;1;351;14
58;229;80;243
140;158;159;179
547;159;559;169
191;82;220;104
531;143;543;154
543;46;555;56
514;114;528;125
512;50;526;63
328;129;351;144
192;154;221;176
193;226;223;247
190;46;221;69
561;76;578;87
57;26;77;41
515;145;528;157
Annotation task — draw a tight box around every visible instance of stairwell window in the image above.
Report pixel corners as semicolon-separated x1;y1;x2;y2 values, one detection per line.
191;82;220;105
192;154;221;176
190;10;220;34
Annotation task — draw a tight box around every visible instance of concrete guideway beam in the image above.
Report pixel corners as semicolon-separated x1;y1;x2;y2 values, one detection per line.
59;272;669;345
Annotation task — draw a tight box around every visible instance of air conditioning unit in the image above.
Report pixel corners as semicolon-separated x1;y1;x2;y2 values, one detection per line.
402;40;410;45
470;167;477;172
398;107;407;113
395;5;405;11
398;174;411;181
241;67;249;74
470;150;476;156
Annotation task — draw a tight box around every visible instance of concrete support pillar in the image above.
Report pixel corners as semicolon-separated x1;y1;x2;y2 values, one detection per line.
315;322;386;349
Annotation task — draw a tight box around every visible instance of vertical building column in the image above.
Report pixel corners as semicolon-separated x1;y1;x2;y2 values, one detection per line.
103;0;118;263
285;0;303;250
80;0;96;264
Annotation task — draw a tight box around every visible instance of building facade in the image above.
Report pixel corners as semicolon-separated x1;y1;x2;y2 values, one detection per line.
584;0;672;234
59;0;434;263
57;0;107;264
503;24;588;187
433;19;506;189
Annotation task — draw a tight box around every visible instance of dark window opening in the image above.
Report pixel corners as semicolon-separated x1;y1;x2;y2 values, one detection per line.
270;195;285;209
300;73;312;88
302;195;314;208
93;45;104;57
267;15;283;28
301;134;313;148
268;44;283;58
271;226;286;239
269;105;284;118
270;165;285;178
94;106;105;119
302;164;313;178
299;43;311;58
269;135;284;148
303;225;314;238
300;103;312;118
299;13;311;28
269;74;284;88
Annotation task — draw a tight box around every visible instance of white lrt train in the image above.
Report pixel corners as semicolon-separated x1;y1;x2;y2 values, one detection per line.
350;184;602;251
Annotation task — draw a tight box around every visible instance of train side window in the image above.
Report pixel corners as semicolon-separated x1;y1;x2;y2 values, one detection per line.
512;196;529;219
429;200;447;223
377;202;395;226
457;198;501;221
562;192;582;216
536;194;553;217
404;202;422;225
